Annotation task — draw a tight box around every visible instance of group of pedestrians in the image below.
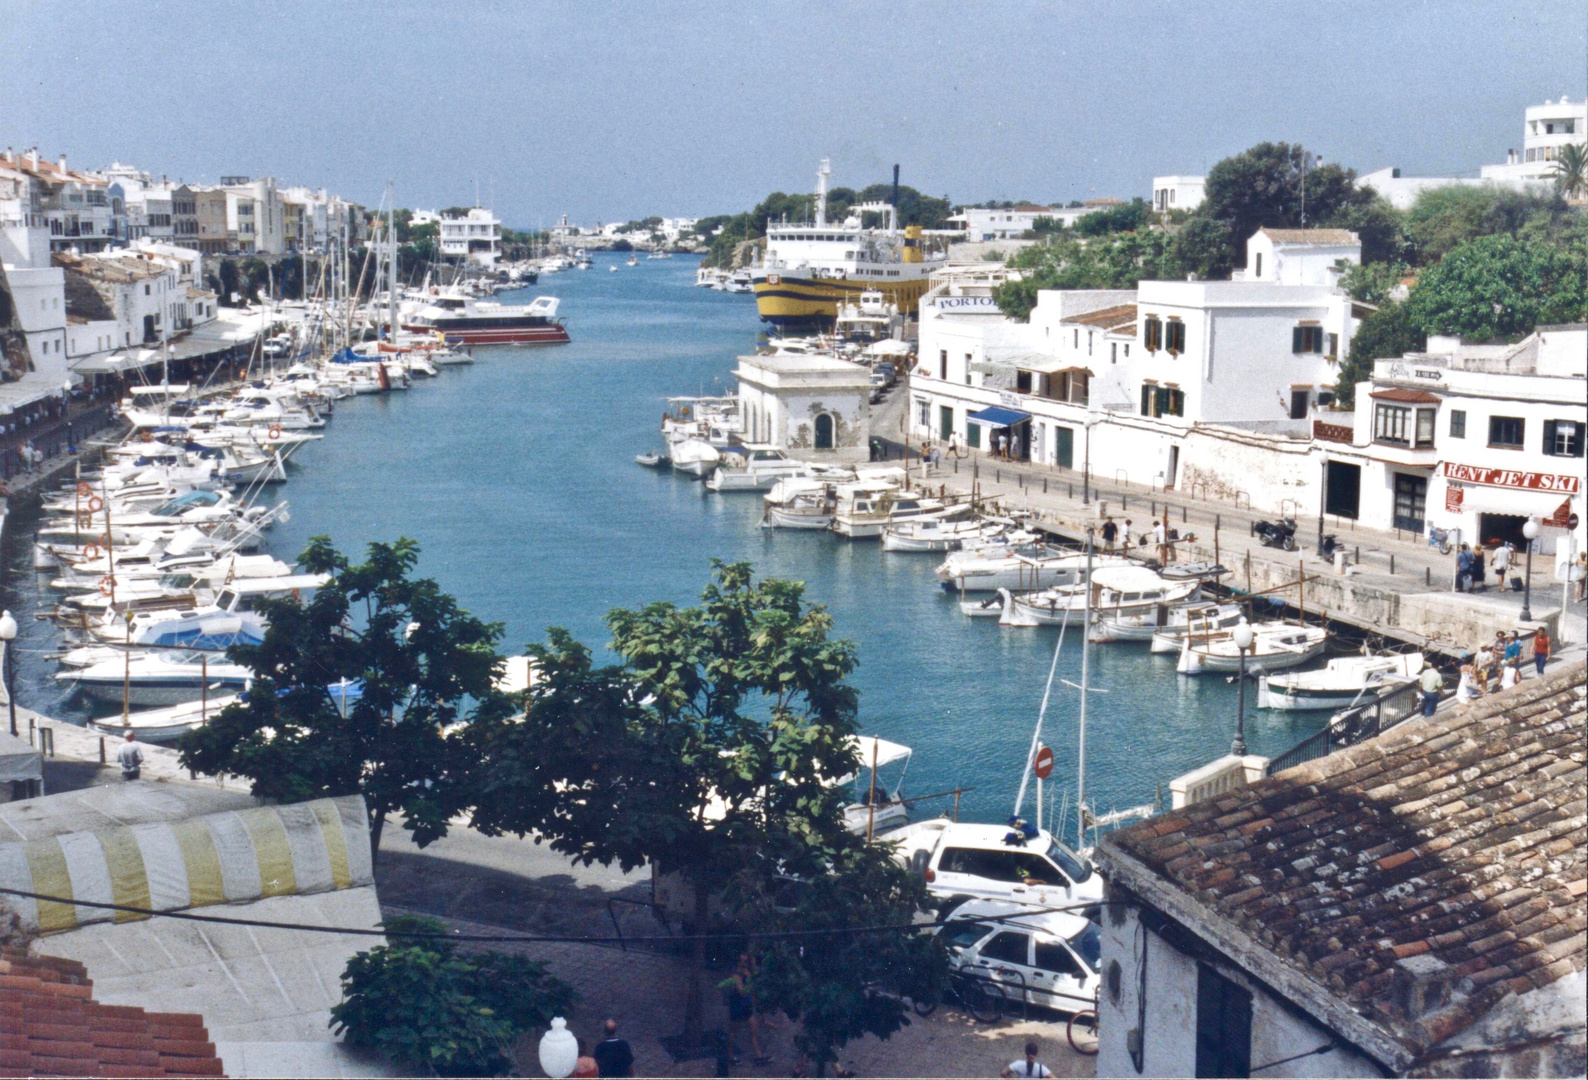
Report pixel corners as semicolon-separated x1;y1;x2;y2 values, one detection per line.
1449;627;1552;707
1455;540;1526;593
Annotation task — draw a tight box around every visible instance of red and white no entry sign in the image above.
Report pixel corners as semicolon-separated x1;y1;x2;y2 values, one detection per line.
1033;745;1055;780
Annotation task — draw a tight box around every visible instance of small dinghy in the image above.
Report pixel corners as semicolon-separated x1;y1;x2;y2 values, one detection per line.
635;452;667;467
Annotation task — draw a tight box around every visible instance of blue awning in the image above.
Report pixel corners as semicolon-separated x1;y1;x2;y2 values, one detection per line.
966;406;1032;427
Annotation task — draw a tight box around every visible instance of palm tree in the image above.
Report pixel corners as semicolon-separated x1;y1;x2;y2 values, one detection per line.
1551;142;1588;202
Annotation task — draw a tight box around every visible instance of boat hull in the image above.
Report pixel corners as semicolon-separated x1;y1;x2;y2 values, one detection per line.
752;273;933;329
1256;680;1414;711
1177;638;1327;675
762;508;833;529
70;674;251;707
402;322;569;346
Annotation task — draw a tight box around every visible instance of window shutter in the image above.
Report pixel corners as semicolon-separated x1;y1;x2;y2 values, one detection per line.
1543;420;1557;456
1141;385;1153;416
1292;327;1303;353
1312;329;1323;353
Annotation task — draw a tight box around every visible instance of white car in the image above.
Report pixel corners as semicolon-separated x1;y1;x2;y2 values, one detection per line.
940;899;1100;1014
891;819;1102;909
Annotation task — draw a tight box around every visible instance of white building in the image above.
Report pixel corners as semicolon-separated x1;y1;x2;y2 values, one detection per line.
438;207;502;266
910;228;1361;494
734;351;872;456
1321;325;1586;562
945;203;1119;240
1151;175;1205;213
0;149;114;254
221;176;285;255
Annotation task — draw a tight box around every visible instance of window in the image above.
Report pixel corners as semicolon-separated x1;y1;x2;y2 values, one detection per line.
981;932;1031;966
1073;328;1079;348
1141;384;1154;416
1195;965;1252;1078
1016;371;1032;394
939;349;947;380
1087;331;1093;356
916;399;931;428
1489;415;1525;448
1415;407;1437;447
1110;342;1117;364
1034;941;1086;979
1254;252;1263;278
1449;409;1466;439
964;354;972;386
1143;315;1163;352
1292;325;1324;353
1142;384;1184;418
1544;419;1584;457
939;847;1016;881
1165;319;1185;354
1374;404;1410;445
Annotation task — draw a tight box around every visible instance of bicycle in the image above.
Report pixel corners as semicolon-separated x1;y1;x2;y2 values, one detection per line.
952;971;1006;1024
1066;1008;1099;1055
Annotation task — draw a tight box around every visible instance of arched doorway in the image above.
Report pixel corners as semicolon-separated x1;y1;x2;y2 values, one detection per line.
814;413;834;450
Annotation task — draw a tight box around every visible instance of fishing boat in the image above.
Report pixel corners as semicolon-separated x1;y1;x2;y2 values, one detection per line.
1090;599;1243;644
1258;652;1424;710
999;565;1202;627
704;445;809;491
1148;605;1250;653
880;517;1005;553
86;694;243;742
831;483;971;539
1176;621;1329;675
761;477;835;529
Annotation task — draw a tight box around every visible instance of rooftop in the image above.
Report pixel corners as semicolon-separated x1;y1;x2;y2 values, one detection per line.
1258;227;1360;245
1062;303;1138;332
1100;663;1587;1071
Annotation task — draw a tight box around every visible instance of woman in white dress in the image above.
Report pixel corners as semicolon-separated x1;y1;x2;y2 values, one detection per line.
1456;659;1480;705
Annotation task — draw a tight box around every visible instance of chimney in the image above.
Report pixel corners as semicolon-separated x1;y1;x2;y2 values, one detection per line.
1393;955;1453;1020
27;148;39;170
58;155;67;173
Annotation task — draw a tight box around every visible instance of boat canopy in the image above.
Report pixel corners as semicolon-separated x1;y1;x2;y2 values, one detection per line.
849;736;911;769
966;406;1031;428
1089;565;1173;593
127;384;192;397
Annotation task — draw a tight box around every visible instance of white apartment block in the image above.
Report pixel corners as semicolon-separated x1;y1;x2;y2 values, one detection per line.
910;229;1361;501
1151;175;1205;213
438;207;501;266
221;176;286;254
945;203;1118;240
0;149;114;255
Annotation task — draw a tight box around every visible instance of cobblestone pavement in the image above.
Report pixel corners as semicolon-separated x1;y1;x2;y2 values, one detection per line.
384;906;1096;1079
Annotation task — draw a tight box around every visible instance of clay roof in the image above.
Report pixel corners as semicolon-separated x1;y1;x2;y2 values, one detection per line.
0;948;224;1077
1101;664;1587;1068
1370;388;1441;404
1259;227;1359;245
1064;304;1138;332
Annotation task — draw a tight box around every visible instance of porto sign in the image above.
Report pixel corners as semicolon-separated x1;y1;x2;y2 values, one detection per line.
933;295;1001;312
1441;462;1582;495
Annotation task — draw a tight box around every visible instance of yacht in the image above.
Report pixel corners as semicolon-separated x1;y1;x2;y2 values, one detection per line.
58;650;253;707
936;546;1130;594
696;267;727;288
880;518;1006;553
703;445;809;491
722;269;753;293
751;160;947;328
403;290;569;346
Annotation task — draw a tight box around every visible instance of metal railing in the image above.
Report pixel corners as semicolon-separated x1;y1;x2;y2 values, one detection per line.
1266;679;1426;775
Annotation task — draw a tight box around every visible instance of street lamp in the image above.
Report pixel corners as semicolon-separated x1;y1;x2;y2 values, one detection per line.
1231;618;1254;757
1521;517;1540;622
0;609;17;737
538;1017;579;1078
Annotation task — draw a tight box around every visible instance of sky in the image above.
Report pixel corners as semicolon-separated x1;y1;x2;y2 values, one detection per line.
2;0;1584;227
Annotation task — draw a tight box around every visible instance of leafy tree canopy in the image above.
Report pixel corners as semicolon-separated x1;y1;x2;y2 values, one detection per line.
994;230;1182;320
1402;232;1588;341
1072;197;1152;237
1404;186;1570;265
1333;302;1426;407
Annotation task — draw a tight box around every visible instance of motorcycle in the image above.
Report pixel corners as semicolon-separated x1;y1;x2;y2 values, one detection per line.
1255;517;1299;551
1318;533;1341;561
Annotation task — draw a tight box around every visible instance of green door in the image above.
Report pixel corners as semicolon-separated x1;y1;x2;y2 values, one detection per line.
939;405;954;441
1054;426;1074;469
967;423;981;449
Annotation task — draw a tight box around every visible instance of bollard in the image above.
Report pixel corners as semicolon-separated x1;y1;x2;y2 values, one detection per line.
996;469;1000;484
1068;482;1074;499
1355;546;1360;563
1390;554;1396;575
1043;478;1048;493
99;736;106;763
1425;567;1431;586
1215;513;1220;531
1122;493;1128;511
954;457;959;474
1250;521;1256;537
1182;505;1187;523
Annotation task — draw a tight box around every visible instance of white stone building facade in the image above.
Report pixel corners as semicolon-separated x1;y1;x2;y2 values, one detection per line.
735;352;872;456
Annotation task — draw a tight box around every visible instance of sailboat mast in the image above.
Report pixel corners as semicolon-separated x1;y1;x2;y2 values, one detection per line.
386;181;397;342
1077;528;1094;851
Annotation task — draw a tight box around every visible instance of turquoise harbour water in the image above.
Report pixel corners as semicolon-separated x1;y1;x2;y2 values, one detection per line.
6;256;1326;829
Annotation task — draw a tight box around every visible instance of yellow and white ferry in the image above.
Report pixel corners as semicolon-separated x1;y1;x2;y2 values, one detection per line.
752;159;946;329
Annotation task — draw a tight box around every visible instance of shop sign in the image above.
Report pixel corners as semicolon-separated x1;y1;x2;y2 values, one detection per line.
933;295;1001;312
1440;462;1582;494
999;390;1022;408
1445;485;1464;513
1544;498;1574;528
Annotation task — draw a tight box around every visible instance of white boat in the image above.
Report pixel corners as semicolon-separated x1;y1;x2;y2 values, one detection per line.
86;694;243;742
880;517;1005;553
1091;600;1244;644
695;267;727;288
1148;605;1250;653
1000;565;1202;627
1258;653;1424;710
839;736;913;837
936;547;1130;594
635;452;665;467
831;485;971;539
1176;622;1329;675
670;437;722;478
761;478;835;530
57;650;253;707
704;445;809;491
626;254;639;267
722;269;753;293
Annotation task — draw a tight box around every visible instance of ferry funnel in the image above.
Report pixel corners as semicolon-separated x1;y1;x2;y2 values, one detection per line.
891;164;900;209
903;224;922;263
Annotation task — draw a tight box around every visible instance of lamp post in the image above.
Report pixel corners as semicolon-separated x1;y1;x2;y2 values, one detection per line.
1521;517;1539;623
538;1017;579;1079
1316;452;1329;557
0;609;17;737
1231;618;1254;757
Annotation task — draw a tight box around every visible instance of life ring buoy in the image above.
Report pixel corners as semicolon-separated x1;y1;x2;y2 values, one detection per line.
82;543;102;561
76;481;92;498
99;533;112;548
268;423;283;440
98;576;114;596
86;495;104;513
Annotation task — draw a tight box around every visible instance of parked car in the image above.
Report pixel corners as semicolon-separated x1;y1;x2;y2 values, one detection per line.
939;899;1101;1014
891;819;1101;908
875;361;897;386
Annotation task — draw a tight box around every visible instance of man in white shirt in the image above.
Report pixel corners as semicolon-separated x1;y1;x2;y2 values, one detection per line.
116;731;144;780
1001;1041;1053;1078
1491;542;1512;591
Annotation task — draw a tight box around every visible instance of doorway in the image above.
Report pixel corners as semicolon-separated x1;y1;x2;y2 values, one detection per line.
1393;472;1428;533
939;405;954;441
1196;965;1252;1078
1054;426;1074;470
1289;389;1309;420
814;413;834;450
1166;445;1180;489
1478;513;1529;550
1325;461;1361;519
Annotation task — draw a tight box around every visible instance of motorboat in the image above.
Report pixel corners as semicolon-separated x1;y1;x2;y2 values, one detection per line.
831;484;971;539
761;477;835;530
57;650;253;707
635;451;666;467
670;437;722;478
86;694;243;742
936;546;1130;594
1091;599;1244;644
696;267;727;288
722;269;753;293
880;517;1005;553
838;736;913;837
704;445;809;491
1258;652;1424;710
999;565;1202;627
404;291;570;346
1176;621;1329;675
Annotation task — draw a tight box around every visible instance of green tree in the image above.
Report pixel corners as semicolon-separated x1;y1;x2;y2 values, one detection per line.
1073;197;1152;237
178;537;513;860
1552;142;1588;200
1403;233;1588;341
1338;260;1412;305
330;914;575;1076
747;848;945;1076
1403;187;1568;265
215;259;241;306
1334;303;1426;407
994;231;1182;320
466;563;893;1049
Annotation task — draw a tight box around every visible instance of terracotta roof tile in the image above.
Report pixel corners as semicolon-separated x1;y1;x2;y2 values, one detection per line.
0;950;224;1078
1101;663;1588;1065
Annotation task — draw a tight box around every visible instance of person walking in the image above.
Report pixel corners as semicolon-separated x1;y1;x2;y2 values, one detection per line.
1473;641;1494;693
1418;662;1443;717
721;954;768;1066
1101;516;1118;553
117;731;144;781
1574;551;1586;603
1503;630;1522;668
1492;541;1512;591
1455;545;1474;592
1472;544;1487;591
592;1019;634;1078
1531;625;1551;676
1001;1041;1054;1078
1456;657;1480;706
